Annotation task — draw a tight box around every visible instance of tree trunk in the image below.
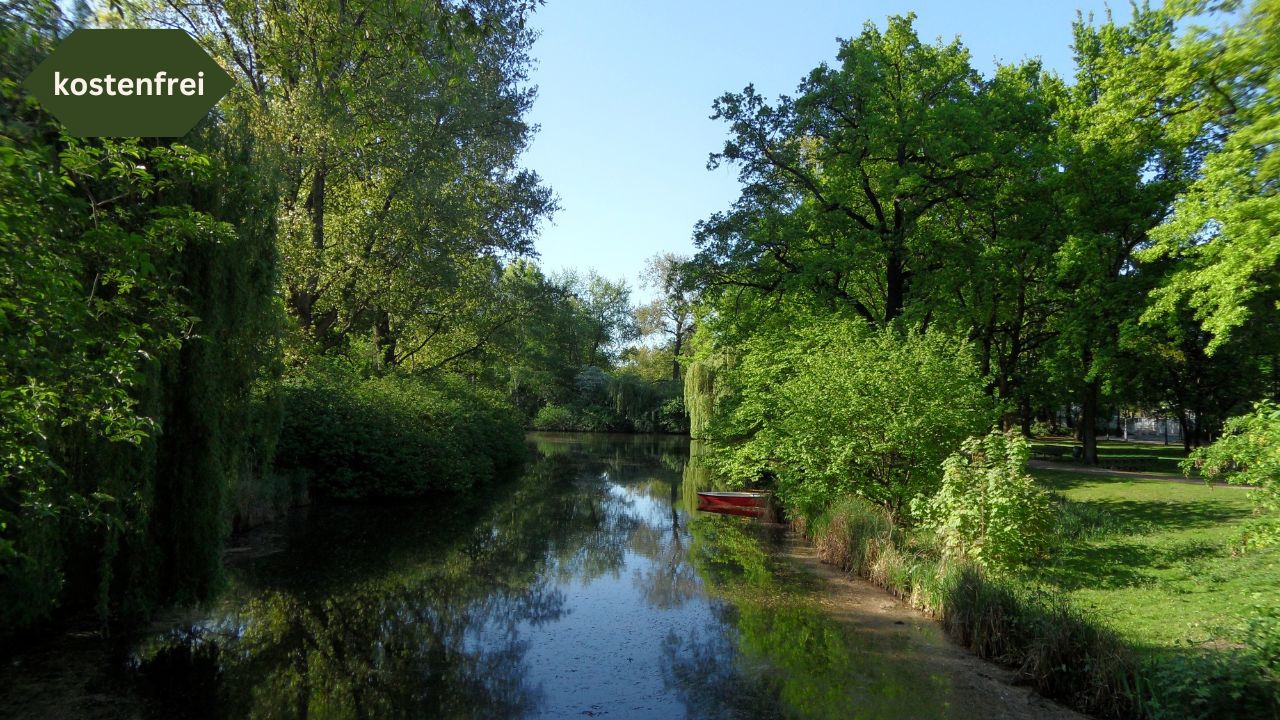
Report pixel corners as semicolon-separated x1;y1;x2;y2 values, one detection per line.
885;252;905;322
671;331;683;382
290;164;327;333
372;310;396;367
1080;383;1099;465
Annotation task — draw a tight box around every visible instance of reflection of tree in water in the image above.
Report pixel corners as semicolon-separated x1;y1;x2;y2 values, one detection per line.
132;447;653;719
661;618;788;720
662;515;955;720
548;432;707;611
626;472;702;610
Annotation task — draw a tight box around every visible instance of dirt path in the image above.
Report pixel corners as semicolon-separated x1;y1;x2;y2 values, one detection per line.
1028;459;1250;487
775;531;1091;720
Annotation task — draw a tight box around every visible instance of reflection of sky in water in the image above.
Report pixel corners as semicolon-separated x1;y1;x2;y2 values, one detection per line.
516;478;716;719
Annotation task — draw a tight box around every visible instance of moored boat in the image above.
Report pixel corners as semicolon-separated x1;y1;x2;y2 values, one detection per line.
696;490;773;518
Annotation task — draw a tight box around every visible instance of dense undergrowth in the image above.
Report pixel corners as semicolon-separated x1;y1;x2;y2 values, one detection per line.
276;362;526;501
530;369;687;434
799;496;1279;720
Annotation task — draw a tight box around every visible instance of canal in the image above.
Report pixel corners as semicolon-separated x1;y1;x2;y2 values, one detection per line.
2;432;1082;719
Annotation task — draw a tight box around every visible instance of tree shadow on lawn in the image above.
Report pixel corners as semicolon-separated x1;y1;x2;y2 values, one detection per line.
1037;490;1252;592
1065;496;1251;535
1036;535;1224;591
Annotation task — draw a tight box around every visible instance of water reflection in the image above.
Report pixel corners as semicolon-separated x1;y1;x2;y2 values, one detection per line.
668;516;957;720
125;433;969;720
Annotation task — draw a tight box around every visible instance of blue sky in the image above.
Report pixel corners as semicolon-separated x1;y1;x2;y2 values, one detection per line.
520;0;1120;294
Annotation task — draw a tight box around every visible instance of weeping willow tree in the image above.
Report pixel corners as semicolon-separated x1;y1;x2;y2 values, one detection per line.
684;360;721;440
0;3;282;633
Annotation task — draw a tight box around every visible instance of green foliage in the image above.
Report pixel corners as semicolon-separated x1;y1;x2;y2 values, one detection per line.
915;431;1053;572
1246;602;1280;679
275;363;524;500
1185;400;1280;549
128;0;554;362
526;370;686;434
634;252;697;382
708;318;994;519
683;354;724;440
531;404;576;432
1141;0;1280;351
696;13;991;325
1139;645;1278;720
0;0;282;634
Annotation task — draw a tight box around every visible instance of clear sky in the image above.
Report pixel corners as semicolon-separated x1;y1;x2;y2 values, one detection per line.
520;0;1120;295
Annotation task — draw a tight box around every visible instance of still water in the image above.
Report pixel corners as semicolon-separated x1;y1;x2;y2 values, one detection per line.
122;433;1002;719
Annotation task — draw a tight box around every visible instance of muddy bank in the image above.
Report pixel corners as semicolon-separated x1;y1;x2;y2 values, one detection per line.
773;530;1090;720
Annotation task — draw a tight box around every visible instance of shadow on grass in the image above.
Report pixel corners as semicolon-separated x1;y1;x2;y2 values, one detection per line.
1032;440;1189;473
1040;491;1252;591
1069;496;1250;533
1038;536;1224;591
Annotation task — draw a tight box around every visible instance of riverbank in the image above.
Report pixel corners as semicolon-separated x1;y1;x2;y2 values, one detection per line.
773;530;1088;720
791;477;1278;720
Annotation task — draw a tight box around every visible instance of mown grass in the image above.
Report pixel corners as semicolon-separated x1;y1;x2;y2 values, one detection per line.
1032;468;1274;650
1031;438;1191;474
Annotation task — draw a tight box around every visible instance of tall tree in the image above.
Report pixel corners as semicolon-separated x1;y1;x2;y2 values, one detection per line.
132;0;554;362
635;253;697;380
560;270;637;367
1142;0;1280;353
695;14;990;325
1047;5;1200;463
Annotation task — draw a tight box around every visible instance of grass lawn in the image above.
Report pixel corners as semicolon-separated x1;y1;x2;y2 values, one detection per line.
1028;466;1275;652
1032;437;1192;474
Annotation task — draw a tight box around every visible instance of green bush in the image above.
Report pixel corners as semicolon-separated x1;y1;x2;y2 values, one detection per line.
276;363;525;500
657;395;690;434
1030;419;1053;438
532;405;576;431
1139;646;1278;720
707;319;994;519
914;431;1053;572
1185;400;1280;550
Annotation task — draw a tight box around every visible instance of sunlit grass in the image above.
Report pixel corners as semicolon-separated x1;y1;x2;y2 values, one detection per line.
1030;468;1275;650
1031;438;1192;473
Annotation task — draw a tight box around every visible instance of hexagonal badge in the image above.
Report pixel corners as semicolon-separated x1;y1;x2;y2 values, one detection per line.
22;29;235;137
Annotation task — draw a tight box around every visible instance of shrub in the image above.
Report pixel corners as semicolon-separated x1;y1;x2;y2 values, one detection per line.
532;405;576;431
656;396;690;434
914;431;1053;572
275;363;524;500
1030;419;1053;438
707;319;994;519
1184;400;1280;550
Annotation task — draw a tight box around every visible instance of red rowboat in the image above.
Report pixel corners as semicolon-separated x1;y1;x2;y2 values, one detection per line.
696;491;772;518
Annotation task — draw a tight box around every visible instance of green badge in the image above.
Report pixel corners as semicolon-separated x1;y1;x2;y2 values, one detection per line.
22;29;235;138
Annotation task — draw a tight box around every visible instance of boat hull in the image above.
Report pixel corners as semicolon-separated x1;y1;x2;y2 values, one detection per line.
696;491;772;518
